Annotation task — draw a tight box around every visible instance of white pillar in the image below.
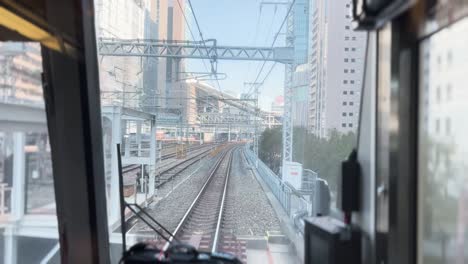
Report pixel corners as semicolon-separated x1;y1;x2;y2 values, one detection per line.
3;226;17;264
11;132;25;220
148;119;156;198
3;132;24;264
136;121;142;156
123;119;130;158
109;111;122;225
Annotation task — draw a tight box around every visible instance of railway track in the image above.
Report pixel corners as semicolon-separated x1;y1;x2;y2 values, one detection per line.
160;143;215;160
119;145;217;233
122;143;215;185
155;147;214;188
161;145;246;261
122;145;247;262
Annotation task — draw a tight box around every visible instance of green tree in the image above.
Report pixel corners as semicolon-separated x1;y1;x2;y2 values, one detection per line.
297;129;356;194
259;126;357;194
258;126;282;174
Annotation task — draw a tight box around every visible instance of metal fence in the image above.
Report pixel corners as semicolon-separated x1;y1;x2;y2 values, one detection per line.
243;146;312;220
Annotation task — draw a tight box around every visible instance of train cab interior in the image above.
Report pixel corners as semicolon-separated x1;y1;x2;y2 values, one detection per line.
0;0;467;263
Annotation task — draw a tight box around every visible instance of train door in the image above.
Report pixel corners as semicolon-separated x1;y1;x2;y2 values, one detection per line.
372;1;468;263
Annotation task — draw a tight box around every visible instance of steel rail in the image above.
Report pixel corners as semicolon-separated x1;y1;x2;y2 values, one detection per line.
162;145;235;251
211;147;234;253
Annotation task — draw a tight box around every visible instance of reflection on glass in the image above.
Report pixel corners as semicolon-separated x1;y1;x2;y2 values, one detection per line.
376;23;391;238
419;18;468;264
0;42;60;263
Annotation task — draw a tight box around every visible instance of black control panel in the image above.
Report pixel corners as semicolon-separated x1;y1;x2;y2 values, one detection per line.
304;217;361;264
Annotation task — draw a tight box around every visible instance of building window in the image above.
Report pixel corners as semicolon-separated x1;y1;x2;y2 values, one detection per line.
342;102;347;106
342;112;347;116
342;123;346;127
348;123;353;127
349;102;354;106
350;91;354;95
350;69;355;73
350;80;355;84
349;112;354;116
343;91;348;95
351;47;356;51
345;36;350;40
352;36;356;40
344;58;349;62
447;50;453;67
343;80;348;84
344;69;349;73
351;58;356;62
346;4;350;7
346;15;350;18
345;47;349;51
446;118;451;135
436;85;441;103
345;26;350;30
447;83;452;100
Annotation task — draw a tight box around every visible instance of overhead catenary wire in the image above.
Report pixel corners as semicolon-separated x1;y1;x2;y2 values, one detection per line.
242;0;263;93
248;6;279;96
176;0;212;82
175;0;230;115
186;0;225;102
246;0;296;97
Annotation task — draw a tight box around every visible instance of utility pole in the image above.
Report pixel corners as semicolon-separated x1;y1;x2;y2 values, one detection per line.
244;82;262;157
261;0;295;171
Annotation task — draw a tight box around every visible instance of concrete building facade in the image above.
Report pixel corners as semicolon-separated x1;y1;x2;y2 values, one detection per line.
292;64;311;127
291;0;310;128
96;0;150;109
308;0;366;137
0;43;43;105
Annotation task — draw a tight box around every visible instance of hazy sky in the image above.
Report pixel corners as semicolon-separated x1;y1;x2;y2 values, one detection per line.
183;0;287;110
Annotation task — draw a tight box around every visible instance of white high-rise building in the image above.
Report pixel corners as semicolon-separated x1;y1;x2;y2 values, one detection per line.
95;0;156;109
308;0;366;137
292;64;311;127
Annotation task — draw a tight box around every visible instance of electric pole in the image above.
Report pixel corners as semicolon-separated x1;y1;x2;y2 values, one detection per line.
244;82;262;157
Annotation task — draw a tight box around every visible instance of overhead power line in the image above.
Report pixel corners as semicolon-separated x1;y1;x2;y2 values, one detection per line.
186;0;224;99
176;0;212;80
247;0;296;96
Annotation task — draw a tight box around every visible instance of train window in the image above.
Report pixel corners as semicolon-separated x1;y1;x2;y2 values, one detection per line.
94;0;367;262
418;17;468;264
0;42;60;262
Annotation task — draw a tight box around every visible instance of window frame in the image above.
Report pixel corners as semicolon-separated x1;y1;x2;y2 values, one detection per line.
0;1;112;263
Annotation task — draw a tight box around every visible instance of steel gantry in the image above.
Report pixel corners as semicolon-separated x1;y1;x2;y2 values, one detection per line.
98;38;294;64
97;38;294;159
197;112;256;126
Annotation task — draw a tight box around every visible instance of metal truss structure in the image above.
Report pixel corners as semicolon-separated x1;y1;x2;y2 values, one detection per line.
283;2;295;164
98;38;294;64
197;112;256;126
98;37;294;161
197;112;280;128
259;1;295;164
